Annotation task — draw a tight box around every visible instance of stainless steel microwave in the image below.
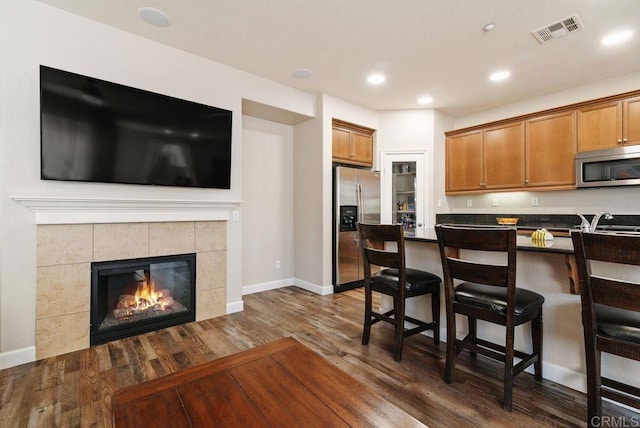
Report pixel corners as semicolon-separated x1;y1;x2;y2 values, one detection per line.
576;146;640;188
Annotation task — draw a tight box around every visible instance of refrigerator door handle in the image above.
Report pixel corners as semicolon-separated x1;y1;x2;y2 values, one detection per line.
357;183;364;223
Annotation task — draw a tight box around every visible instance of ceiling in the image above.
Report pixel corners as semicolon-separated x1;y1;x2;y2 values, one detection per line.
38;0;640;117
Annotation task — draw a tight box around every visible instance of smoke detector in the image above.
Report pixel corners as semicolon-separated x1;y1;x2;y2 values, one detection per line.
531;14;584;44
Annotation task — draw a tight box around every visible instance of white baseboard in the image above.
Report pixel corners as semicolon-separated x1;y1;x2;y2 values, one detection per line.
0;346;35;369
539;360;586;393
242;278;296;296
226;300;244;314
241;277;332;297
294;278;333;295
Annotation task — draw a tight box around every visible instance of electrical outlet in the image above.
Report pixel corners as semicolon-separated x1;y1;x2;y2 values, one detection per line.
492;198;499;207
466;199;473;208
437;199;442;208
275;260;281;269
531;197;539;206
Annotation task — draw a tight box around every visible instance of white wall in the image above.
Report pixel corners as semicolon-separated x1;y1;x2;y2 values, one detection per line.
0;1;315;361
292;113;324;289
242;116;294;290
376;109;453;226
377;110;436;152
438;71;640;216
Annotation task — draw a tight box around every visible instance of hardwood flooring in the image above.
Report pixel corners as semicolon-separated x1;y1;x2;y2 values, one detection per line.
1;286;638;427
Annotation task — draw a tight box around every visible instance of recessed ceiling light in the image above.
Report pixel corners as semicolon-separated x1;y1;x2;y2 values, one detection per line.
139;7;171;28
483;23;496;32
417;96;434;104
489;70;511;81
367;74;386;85
292;69;312;79
601;30;633;46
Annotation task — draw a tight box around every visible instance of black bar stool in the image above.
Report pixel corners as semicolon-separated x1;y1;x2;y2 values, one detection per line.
357;223;441;362
435;224;544;411
571;230;640;427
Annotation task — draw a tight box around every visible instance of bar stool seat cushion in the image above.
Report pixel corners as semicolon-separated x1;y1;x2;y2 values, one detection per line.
455;282;545;317
596;304;640;345
371;268;441;298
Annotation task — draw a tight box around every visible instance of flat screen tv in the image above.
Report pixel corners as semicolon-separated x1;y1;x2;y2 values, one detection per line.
40;65;232;189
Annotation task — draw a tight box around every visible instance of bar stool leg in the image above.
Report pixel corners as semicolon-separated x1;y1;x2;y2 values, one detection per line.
532;308;543;381
432;291;440;345
586;342;603;428
468;317;477;357
362;287;372;346
394;295;405;362
503;325;515;411
444;307;456;383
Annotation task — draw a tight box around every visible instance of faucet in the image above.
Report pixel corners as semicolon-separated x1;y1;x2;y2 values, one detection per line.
577;211;614;233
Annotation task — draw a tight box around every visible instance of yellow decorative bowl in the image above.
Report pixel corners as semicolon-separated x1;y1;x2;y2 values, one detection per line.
496;217;519;225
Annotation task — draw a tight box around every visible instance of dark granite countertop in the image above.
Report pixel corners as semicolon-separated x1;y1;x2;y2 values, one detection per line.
435;213;640;231
405;228;574;255
403;213;640;255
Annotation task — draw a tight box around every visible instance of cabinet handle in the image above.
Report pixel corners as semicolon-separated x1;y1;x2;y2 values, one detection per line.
525;179;529;184
617;139;623;144
623;138;628;143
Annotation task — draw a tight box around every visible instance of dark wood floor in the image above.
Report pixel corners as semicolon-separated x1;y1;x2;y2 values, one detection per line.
1;287;637;427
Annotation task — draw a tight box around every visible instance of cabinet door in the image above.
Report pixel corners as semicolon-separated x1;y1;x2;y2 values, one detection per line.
351;131;373;166
332;126;352;162
483;122;524;190
577;101;622;151
446;131;483;192
623;96;640;147
525;111;576;188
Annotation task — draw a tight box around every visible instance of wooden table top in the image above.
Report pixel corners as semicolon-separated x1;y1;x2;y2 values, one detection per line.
112;336;426;427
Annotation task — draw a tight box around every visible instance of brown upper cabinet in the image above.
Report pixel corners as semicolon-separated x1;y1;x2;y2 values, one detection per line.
483;121;525;190
525;111;577;188
445;90;640;194
446;122;525;193
446;130;483;192
332;119;375;167
577;95;640;151
446;115;576;194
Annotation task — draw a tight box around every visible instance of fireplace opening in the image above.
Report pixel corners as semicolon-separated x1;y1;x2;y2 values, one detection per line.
90;253;196;345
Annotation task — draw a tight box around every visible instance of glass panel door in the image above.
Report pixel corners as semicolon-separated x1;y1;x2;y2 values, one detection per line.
381;152;427;237
393;161;417;230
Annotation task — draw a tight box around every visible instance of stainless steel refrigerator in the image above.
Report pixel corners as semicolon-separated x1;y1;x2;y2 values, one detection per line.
333;166;381;292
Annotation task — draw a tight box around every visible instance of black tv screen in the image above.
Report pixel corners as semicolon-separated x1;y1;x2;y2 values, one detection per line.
40;65;232;189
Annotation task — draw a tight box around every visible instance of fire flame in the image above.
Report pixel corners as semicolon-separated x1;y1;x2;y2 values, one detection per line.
134;281;168;310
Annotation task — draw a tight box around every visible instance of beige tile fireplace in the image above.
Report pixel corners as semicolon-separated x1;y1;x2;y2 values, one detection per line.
35;221;227;359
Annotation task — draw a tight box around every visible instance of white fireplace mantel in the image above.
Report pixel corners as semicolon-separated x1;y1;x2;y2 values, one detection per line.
11;196;242;225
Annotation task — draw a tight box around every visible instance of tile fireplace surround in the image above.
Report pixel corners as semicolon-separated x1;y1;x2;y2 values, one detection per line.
35;221;227;359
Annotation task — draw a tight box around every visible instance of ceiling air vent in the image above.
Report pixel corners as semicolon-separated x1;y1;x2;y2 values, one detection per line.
532;14;584;44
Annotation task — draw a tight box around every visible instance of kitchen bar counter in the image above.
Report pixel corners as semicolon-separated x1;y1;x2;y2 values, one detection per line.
406;226;579;293
399;225;640;395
